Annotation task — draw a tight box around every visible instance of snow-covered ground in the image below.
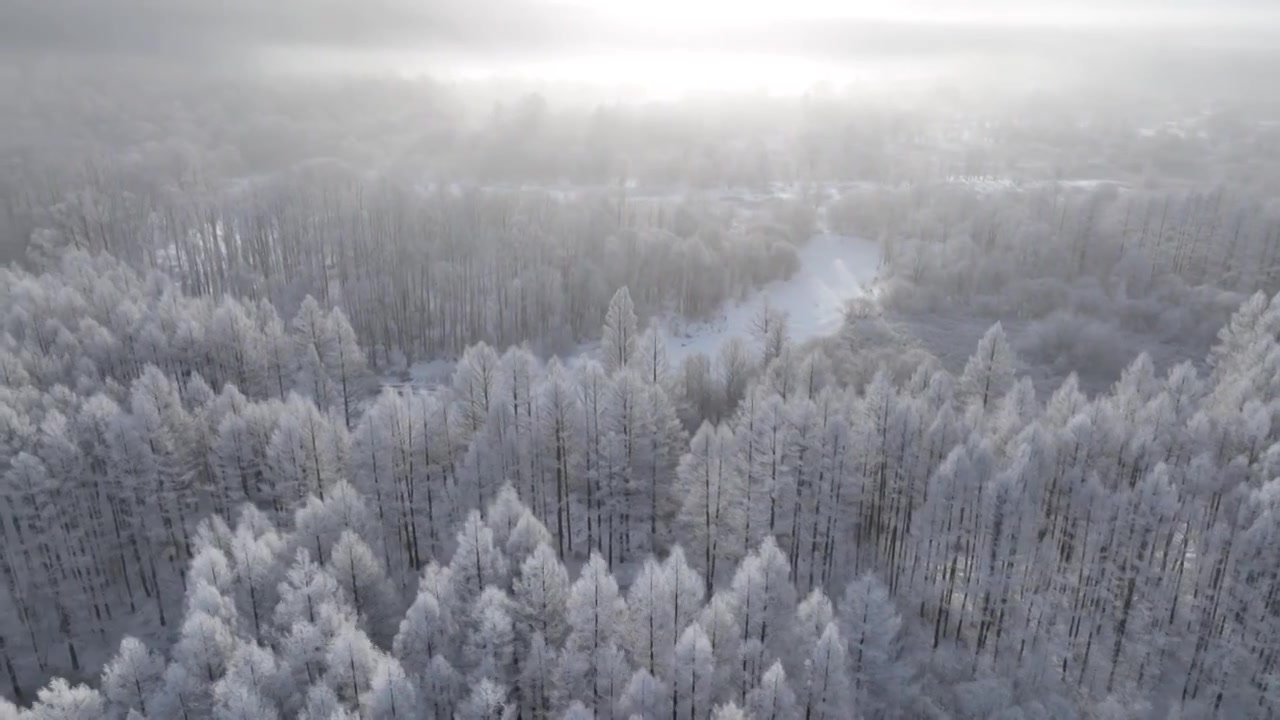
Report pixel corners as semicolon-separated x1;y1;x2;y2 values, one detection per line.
382;357;455;392
386;231;882;389
659;233;882;362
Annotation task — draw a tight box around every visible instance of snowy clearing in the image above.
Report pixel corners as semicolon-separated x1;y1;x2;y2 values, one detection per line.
387;231;882;389
659;233;882;362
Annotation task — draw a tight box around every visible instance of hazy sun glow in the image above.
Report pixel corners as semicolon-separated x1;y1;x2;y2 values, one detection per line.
270;0;1280;100
450;51;860;100
469;0;1228;100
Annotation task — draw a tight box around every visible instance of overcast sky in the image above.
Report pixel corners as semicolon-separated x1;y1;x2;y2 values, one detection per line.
4;0;1277;60
3;0;1278;100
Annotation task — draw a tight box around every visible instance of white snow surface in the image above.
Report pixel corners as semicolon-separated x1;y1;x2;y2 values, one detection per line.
388;232;881;389
659;232;881;362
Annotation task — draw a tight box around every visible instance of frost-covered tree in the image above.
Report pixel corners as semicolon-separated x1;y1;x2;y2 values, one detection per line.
752;300;790;368
959;322;1016;413
839;574;909;719
794;589;835;653
274;549;345;632
267;396;345;508
664;546;707;649
559;553;628;714
519;632;558;720
213;641;285;720
672;624;715;720
537;359;580;557
730;537;797;691
565;553;626;656
451;510;510;607
800;623;852;720
363;656;418;720
602;287;638;373
636;322;672;389
717;337;753;414
676;422;744;592
463;586;515;684
696;591;742;705
456;677;512;720
624;557;668;676
506;511;554;567
324;307;372;429
422;655;464;719
229;520;283;642
616;668;668;719
324;621;380;708
327;530;397;641
173;610;236;684
23;678;106;720
747;660;799;720
298;683;347;720
513;543;570;645
213;682;279;720
100;637;165;717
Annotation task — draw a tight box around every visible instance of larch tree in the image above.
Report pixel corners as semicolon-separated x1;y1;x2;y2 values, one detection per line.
602;286;638;374
752;299;790;369
486;483;527;550
794;589;835;655
506;510;554;568
463;586;516;685
266;396;346;509
636;322;672;390
274;549;345;632
326;530;397;643
746;660;798;720
456;677;511;720
664;546;707;662
324;307;372;429
422;655;464;719
229;521;283;643
518;632;558;720
959;322;1016;414
324;621;380;709
616;668;668;719
676;422;745;592
624;557;669;676
22;678;106;720
537;360;581;558
559;553;627;715
671;624;715;720
363;656;418;720
730;536;797;690
839;574;909;719
214;641;286;717
291;296;337;411
450;510;510;609
392;587;448;678
512;543;571;646
173;610;236;685
100;636;165;717
800;623;852;720
697;591;743;706
716;337;753;415
291;481;375;567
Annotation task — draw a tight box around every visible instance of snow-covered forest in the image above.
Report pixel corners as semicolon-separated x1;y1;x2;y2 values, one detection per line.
5;1;1280;718
5;238;1280;717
